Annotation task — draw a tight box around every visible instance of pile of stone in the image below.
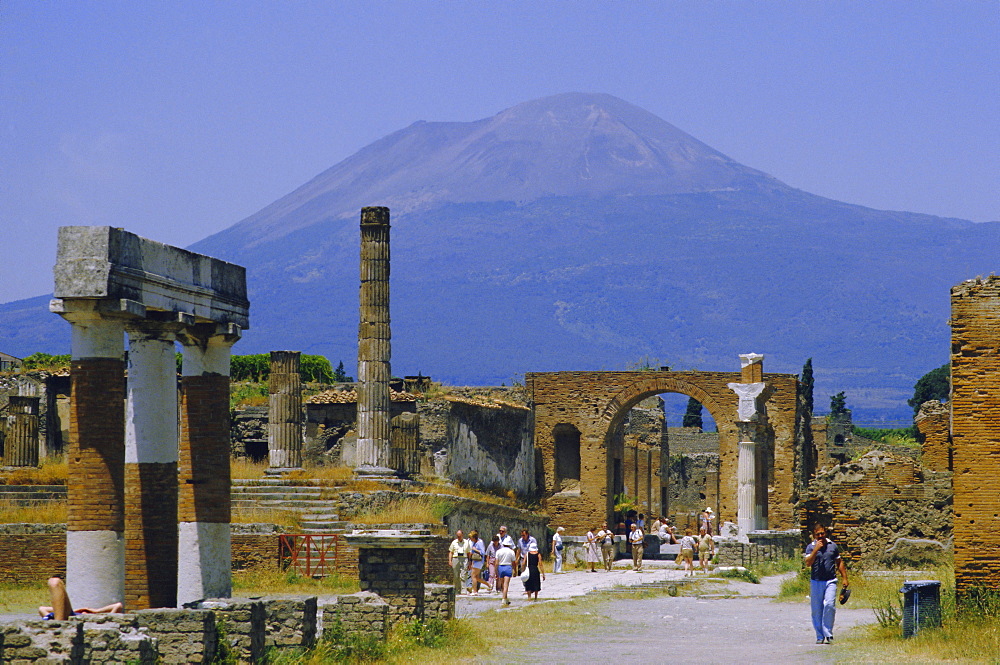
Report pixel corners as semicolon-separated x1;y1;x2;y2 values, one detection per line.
307;388;417;404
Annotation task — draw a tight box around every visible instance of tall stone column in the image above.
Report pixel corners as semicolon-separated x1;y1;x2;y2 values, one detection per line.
58;307;126;609
728;353;766;535
736;423;756;536
178;328;238;605
357;206;392;472
4;396;41;467
268;350;302;470
124;325;179;610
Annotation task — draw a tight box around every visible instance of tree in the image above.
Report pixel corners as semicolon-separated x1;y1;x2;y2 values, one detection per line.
907;363;950;414
800;358;814;414
829;391;850;417
682;397;704;429
333;360;353;382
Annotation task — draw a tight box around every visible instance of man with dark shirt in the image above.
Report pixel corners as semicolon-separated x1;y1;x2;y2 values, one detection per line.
804;524;849;644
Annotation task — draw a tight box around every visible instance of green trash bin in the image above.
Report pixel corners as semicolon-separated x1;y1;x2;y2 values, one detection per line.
900;580;942;638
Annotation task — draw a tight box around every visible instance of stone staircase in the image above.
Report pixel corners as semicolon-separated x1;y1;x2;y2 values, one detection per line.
231;479;349;534
0;484;67;503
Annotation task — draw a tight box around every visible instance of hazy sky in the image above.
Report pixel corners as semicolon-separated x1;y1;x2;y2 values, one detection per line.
2;1;997;303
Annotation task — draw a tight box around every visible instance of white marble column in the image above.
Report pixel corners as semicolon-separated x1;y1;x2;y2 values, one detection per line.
737;432;757;536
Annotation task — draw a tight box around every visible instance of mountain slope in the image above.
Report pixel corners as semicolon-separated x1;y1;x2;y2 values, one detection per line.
3;93;994;423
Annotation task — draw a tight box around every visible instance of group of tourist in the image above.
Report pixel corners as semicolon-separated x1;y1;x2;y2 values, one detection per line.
448;525;547;606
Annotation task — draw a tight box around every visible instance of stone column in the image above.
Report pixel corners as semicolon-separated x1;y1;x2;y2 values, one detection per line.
736;423;757;536
124;325;179;610
58;307;126;609
729;353;766;536
268;351;302;470
4;396;41;467
357;206;392;473
177;328;239;605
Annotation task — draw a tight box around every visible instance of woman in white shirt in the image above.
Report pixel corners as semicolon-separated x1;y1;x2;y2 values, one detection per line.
551;526;565;573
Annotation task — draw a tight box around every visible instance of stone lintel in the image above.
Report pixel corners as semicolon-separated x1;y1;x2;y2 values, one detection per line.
53;226;249;329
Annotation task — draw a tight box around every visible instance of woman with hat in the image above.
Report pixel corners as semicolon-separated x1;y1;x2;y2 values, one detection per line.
523;541;546;600
700;507;715;535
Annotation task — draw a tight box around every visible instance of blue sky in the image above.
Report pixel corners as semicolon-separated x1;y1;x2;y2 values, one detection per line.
1;1;997;302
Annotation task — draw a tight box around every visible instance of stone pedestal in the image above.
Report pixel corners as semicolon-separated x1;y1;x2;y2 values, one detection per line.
344;531;435;624
4;395;41;467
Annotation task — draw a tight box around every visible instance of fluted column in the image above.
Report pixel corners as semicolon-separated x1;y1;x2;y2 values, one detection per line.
177;329;238;605
357;206;392;472
4;396;40;467
124;324;179;610
737;423;756;536
268;350;302;469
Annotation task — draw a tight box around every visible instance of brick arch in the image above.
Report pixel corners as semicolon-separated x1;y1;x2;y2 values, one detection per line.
598;375;730;437
526;369;800;535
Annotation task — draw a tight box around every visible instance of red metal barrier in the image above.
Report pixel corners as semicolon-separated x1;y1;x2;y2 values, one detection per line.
278;534;341;578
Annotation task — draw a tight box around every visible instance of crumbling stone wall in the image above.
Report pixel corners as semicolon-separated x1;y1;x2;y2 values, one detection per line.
667;453;720;530
801;451;952;565
527;370;800;533
445;398;536;499
951;276;1000;595
667;427;719;454
915;400;951;472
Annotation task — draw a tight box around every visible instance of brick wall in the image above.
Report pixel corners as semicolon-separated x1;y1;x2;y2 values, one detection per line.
951;276;1000;596
0;534;65;584
527;370;800;533
915;400;951;473
124;462;178;610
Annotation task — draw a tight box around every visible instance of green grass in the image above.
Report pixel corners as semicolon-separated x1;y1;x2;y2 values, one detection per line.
853;426;918;447
231;568;360;597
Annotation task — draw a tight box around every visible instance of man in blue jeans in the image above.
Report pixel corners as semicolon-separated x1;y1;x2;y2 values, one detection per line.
804;524;849;644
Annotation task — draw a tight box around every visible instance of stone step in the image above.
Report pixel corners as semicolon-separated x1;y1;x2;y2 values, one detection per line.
298;520;350;530
232;499;335;510
231;492;324;502
231;485;325;495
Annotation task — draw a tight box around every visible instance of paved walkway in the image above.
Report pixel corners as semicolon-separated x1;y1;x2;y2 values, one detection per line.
464;563;876;664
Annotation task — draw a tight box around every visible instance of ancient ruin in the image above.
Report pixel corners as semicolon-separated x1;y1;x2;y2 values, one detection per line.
950;276;1000;597
356;206;393;473
50;226;248;610
527;355;801;533
267;350;303;470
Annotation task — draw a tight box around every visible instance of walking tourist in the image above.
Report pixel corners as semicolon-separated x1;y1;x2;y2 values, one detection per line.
448;529;470;594
804;524;849;644
485;535;500;592
585;526;600;572
698;526;715;573
517;529;537;575
552;526;565;573
679;528;696;576
498;525;515;549
700;507;715;535
629;522;645;571
598;522;616;571
467;530;486;595
495;538;517;606
523;542;546;600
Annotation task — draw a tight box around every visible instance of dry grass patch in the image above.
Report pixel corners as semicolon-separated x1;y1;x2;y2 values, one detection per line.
0;500;67;524
0;457;68;485
0;579;48;615
350;496;447;525
231;505;300;529
287;465;354;483
232;567;358;596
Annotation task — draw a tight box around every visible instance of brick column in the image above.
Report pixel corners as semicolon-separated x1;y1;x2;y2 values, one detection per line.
951;277;1000;597
915;400;951;472
61;309;126;609
125;325;179;610
4;395;41;467
178;332;237;605
357;206;392;472
344;533;435;624
268;350;302;469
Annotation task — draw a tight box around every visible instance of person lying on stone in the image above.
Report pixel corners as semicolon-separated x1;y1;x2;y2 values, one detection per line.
38;576;123;620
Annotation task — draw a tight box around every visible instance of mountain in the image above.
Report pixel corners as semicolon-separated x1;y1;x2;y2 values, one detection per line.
4;93;997;424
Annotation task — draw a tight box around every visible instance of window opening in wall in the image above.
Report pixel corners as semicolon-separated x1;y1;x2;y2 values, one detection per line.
553;423;581;492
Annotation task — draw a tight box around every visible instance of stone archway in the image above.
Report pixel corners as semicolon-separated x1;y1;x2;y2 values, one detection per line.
526;361;801;534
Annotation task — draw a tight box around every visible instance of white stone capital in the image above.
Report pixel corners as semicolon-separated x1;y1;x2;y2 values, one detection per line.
728;382;766;421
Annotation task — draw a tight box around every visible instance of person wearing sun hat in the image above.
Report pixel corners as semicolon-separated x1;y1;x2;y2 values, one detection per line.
700;507;715;535
523;542;545;600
